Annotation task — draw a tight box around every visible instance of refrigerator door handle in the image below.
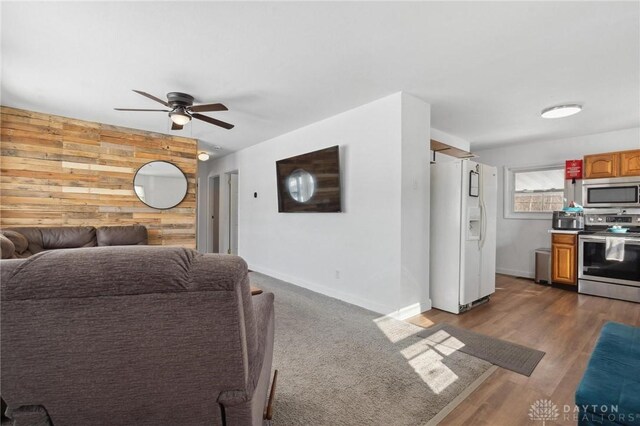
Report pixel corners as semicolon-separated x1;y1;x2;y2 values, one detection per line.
479;167;487;249
479;200;486;249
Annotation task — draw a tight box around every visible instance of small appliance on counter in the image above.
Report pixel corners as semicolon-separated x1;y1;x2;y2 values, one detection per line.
552;210;584;230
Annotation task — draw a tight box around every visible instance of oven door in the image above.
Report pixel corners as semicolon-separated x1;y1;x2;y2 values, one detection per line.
579;235;640;287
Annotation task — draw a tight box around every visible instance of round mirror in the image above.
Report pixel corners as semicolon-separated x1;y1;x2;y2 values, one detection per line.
287;169;316;203
133;161;188;209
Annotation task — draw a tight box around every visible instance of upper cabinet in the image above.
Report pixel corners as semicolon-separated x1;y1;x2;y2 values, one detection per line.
620;150;640;177
584;149;640;179
584;153;619;178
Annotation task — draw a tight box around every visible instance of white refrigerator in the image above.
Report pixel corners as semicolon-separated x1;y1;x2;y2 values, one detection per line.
430;160;497;314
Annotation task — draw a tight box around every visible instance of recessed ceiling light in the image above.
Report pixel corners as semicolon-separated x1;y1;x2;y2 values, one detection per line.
541;104;583;119
197;152;210;161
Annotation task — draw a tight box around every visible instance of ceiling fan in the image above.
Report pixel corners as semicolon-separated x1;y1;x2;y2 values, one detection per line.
115;90;234;131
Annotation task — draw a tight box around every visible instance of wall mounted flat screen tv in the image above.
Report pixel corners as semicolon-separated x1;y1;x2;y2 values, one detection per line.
276;145;342;213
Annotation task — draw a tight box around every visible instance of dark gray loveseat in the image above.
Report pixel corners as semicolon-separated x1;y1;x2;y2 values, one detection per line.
1;246;275;426
0;225;148;259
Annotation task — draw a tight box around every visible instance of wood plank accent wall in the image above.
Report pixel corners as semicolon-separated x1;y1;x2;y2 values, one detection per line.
0;106;198;248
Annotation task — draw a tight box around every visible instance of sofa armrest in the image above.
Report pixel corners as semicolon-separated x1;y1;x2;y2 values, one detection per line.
248;292;274;393
219;291;275;426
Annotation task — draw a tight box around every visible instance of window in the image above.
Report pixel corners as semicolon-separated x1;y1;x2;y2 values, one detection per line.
504;165;565;219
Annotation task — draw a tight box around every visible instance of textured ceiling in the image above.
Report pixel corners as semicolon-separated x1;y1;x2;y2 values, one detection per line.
2;2;638;156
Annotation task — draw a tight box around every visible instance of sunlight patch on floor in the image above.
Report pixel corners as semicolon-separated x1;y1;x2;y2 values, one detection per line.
375;316;461;394
408;347;460;394
373;316;421;343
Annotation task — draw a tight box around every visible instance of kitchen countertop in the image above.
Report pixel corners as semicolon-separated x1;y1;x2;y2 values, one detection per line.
548;229;581;234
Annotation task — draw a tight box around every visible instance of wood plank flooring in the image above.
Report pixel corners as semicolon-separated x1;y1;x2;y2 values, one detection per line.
407;274;640;425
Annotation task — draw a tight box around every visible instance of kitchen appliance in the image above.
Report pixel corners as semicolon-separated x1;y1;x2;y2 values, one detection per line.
430;160;497;314
578;210;640;303
582;177;640;208
552;210;584;230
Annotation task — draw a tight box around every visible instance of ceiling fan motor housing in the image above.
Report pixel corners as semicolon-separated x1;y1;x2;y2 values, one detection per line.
167;92;195;108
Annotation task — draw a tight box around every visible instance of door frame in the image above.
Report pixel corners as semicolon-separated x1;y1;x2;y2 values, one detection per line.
207;175;221;253
225;170;239;255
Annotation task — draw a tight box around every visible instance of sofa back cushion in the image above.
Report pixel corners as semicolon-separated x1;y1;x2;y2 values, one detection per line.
4;227;97;254
97;225;148;246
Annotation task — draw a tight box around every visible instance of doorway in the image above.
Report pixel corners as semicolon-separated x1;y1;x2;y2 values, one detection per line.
208;176;220;253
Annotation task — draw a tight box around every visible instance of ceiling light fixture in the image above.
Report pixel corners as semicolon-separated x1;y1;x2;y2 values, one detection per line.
197;152;210;162
541;104;583;119
169;107;192;125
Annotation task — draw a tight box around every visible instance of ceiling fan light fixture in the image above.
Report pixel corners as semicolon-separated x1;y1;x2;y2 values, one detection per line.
541;104;583;119
170;108;191;125
197;152;210;162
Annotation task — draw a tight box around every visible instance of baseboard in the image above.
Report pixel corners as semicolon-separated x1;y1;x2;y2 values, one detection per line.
248;264;430;320
496;267;534;279
385;300;432;321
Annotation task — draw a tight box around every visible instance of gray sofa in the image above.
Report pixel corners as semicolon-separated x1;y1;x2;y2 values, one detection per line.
1;246;275;426
0;225;148;259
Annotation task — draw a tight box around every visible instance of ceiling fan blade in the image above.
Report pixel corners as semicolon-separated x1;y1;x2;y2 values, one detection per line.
171;122;184;131
189;103;228;113
114;108;169;112
192;113;234;129
132;90;169;107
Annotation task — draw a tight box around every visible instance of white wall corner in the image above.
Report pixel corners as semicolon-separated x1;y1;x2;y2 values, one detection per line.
399;93;432;314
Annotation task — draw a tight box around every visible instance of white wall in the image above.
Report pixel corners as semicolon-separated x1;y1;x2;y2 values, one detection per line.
199;93;431;318
474;127;640;277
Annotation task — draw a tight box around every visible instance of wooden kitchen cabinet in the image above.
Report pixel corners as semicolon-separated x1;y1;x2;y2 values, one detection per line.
551;233;577;286
620;149;640;177
584;153;618;178
584;149;640;179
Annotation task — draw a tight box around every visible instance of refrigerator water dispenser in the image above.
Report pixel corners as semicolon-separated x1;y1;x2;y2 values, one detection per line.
467;207;481;241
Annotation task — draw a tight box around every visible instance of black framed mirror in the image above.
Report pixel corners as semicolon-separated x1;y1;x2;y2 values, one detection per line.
133;161;188;209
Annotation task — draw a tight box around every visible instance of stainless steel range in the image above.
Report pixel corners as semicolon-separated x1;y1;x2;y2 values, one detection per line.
579;209;640;303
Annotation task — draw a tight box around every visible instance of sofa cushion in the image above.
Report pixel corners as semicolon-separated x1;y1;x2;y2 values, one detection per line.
3;227;97;254
575;322;640;425
0;234;15;259
0;230;29;256
97;225;148;246
41;226;97;250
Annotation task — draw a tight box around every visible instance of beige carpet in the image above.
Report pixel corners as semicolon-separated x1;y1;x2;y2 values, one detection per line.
250;272;494;425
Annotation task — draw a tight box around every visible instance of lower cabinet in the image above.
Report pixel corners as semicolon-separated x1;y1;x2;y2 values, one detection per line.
551;233;577;285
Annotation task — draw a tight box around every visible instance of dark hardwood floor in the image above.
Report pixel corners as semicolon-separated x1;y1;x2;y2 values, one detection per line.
407;274;640;425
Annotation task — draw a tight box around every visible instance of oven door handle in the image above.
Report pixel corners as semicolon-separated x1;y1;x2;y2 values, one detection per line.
580;236;640;245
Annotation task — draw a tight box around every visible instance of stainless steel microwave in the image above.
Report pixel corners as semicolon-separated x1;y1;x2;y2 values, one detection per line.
582;177;640;208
